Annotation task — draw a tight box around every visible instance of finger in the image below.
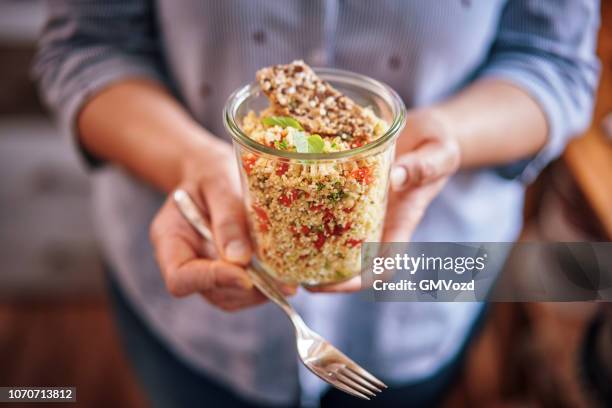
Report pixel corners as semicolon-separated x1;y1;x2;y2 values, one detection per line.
391;140;459;191
202;180;253;265
203;287;268;312
170;182;218;258
278;284;299;296
260;274;299;296
305;276;362;293
201;271;299;310
382;180;446;243
155;239;254;296
151;200;252;297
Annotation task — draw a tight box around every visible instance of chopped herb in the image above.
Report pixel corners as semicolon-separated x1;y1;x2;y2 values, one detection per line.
316;182;325;191
274;139;289;150
262;116;304;130
328;190;345;202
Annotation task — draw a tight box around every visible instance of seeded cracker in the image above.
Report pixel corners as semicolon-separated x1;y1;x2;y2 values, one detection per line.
256;60;375;145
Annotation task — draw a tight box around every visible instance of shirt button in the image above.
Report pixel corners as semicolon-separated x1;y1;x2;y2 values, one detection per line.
388;55;401;71
252;30;266;44
199;83;212;97
308;48;327;66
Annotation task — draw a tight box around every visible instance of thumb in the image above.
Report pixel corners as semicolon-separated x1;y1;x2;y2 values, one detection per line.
202;182;253;265
390;140;460;191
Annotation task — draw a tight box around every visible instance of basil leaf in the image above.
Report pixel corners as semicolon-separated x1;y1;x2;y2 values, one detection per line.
307;134;325;153
292;132;309;153
262;116;304;130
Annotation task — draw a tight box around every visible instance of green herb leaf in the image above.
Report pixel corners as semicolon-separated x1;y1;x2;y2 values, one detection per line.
316;182;325;191
307;134;325;153
262;116;304;130
293;132;325;154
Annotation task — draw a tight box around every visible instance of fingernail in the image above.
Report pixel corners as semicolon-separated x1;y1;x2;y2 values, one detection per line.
225;240;249;263
390;166;407;191
231;276;253;290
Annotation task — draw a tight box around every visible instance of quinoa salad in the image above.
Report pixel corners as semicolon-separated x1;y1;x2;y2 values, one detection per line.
237;61;393;285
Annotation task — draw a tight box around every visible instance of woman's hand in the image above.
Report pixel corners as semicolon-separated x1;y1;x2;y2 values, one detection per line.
74;79;296;311
307;109;461;293
150;140;296;311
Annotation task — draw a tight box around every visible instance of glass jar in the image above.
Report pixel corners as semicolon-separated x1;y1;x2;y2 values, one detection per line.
224;68;406;286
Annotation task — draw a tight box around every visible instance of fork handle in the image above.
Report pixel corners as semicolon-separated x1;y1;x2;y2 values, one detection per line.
172;189;300;320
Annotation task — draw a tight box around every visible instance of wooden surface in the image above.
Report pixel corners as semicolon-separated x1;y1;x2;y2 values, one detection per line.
0;299;148;408
563;2;612;239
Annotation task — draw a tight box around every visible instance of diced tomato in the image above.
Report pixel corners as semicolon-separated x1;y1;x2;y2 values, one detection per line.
309;203;325;212
333;222;351;236
278;189;302;207
322;210;335;223
278;194;291;207
252;205;270;232
351;138;365;148
351;166;373;185
342;206;354;213
322;210;336;235
346;238;363;248
301;225;310;235
252;205;269;222
276;162;289;176
242;155;257;175
314;232;326;250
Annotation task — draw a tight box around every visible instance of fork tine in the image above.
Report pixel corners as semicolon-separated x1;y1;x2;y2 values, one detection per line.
340;367;382;392
335;372;377;397
346;364;388;389
327;379;371;400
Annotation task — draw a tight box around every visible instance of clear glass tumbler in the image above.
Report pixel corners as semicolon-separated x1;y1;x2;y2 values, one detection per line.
224;68;406;285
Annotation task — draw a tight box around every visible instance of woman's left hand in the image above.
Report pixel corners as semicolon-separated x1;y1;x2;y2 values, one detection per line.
307;109;461;293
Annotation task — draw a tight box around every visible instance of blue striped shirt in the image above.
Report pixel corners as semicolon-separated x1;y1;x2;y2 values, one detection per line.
34;1;599;405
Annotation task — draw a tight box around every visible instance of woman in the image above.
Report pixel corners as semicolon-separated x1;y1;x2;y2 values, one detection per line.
34;1;599;407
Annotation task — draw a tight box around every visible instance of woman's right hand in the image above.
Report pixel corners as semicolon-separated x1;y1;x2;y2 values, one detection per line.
150;139;296;311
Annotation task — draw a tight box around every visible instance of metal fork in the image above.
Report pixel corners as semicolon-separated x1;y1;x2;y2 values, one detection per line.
173;189;387;400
